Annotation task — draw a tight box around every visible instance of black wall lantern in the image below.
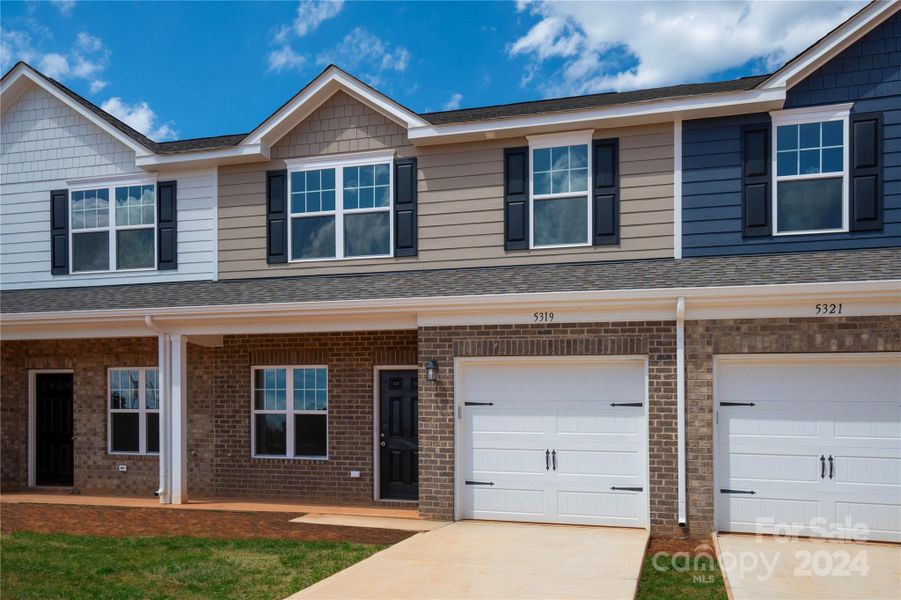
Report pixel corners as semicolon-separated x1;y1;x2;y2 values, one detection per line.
425;359;439;382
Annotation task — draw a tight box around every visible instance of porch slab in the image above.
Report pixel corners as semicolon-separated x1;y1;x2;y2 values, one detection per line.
291;514;447;531
0;492;419;519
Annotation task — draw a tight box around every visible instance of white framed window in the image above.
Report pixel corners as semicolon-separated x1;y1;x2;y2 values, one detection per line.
251;366;328;459
286;151;393;262
528;130;593;248
771;104;851;236
70;178;157;272
108;367;159;455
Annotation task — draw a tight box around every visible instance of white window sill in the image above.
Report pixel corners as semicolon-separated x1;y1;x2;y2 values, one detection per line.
773;227;848;237
287;254;393;264
251;454;329;461
530;242;592;250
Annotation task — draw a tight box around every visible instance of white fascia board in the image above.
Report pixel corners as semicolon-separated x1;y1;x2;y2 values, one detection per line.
135;143;269;169
243;68;427;147
2;279;898;327
407;87;786;144
761;2;899;90
0;65;155;158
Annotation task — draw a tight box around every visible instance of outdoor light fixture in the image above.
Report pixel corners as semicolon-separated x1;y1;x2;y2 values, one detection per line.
425;359;439;382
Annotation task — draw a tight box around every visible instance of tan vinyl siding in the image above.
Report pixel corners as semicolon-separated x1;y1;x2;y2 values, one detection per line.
218;97;674;278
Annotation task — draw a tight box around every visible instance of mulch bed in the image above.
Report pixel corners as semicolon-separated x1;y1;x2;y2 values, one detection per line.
0;503;414;545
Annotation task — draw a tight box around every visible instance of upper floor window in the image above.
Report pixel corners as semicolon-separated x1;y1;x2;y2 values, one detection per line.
529;131;592;248
287;153;393;261
772;106;849;235
109;367;159;454
71;182;156;272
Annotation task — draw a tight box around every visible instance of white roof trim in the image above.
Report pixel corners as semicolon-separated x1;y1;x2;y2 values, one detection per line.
135;143;268;169
408;86;786;144
761;1;899;90
0;63;155;157
243;66;428;147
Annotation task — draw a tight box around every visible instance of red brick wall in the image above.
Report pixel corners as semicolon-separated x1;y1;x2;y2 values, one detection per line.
199;330;417;503
684;316;901;537
416;322;679;534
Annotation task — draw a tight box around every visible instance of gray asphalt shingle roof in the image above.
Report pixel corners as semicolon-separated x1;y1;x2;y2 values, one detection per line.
2;249;898;315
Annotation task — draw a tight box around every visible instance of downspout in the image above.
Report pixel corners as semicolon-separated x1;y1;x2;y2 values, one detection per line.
675;297;687;528
145;316;170;503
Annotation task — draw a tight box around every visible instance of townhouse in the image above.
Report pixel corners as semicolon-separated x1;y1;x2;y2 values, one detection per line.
1;2;899;542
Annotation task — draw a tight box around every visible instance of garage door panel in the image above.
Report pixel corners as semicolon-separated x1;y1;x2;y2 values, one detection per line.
460;359;648;528
716;355;901;543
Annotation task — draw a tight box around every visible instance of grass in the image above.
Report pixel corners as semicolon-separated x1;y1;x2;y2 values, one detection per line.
636;551;729;600
1;531;386;600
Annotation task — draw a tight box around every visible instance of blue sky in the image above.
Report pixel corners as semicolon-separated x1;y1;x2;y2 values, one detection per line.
1;0;865;141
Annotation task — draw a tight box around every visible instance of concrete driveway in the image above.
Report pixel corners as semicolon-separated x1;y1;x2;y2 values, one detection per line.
717;534;901;600
289;521;649;600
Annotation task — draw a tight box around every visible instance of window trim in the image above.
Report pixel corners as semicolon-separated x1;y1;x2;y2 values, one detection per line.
250;365;329;460
285;151;395;263
770;104;852;237
69;177;158;274
526;130;594;249
107;367;159;456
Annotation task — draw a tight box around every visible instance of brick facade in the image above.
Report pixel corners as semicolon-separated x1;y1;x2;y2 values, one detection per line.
684;315;901;537
416;321;680;535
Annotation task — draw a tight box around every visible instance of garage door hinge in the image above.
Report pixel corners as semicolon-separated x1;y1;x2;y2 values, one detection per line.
720;488;756;495
465;480;494;486
719;402;756;407
610;486;643;492
464;402;495;406
610;402;643;407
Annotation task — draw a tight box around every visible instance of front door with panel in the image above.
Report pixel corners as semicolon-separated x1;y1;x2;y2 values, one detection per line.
379;370;418;500
35;372;75;487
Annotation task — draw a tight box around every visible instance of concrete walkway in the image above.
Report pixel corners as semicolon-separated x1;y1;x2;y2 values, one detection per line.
717;534;901;600
289;520;649;600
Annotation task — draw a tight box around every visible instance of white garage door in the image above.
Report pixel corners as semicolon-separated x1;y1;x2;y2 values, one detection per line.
458;358;647;528
716;354;901;543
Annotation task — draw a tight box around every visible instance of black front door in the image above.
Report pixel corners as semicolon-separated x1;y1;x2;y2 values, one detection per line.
35;373;74;487
379;370;418;500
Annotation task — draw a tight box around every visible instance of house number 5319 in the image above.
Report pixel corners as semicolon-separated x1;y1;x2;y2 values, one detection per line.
533;311;555;322
815;303;842;315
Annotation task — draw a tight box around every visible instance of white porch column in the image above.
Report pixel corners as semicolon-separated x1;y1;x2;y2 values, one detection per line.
157;333;171;504
170;334;188;504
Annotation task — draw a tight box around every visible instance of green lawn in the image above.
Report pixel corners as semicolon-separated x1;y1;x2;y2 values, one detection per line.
636;552;728;600
1;532;386;600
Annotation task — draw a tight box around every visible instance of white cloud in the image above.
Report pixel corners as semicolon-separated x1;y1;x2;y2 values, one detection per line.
509;0;866;96
442;92;463;111
267;44;305;73
285;0;344;38
0;27;108;94
316;27;410;86
50;0;76;16
100;97;178;141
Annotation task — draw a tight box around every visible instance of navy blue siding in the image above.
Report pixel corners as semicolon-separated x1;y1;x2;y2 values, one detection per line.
682;12;901;256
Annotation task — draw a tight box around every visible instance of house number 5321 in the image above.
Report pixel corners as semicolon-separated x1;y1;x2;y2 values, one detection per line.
533;311;555;322
815;303;842;315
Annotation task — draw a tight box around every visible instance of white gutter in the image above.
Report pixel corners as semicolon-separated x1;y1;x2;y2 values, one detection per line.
675;297;687;528
3;279;898;325
145;316;171;504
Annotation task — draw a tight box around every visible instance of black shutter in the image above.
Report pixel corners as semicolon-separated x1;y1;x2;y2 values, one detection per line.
157;180;177;270
504;147;529;250
50;189;68;275
592;138;619;245
741;122;772;237
850;112;883;231
394;157;418;256
266;170;288;263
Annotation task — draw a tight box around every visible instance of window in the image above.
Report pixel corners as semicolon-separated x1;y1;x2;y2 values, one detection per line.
772;106;849;235
109;368;159;454
529;132;592;247
287;154;393;261
71;181;157;272
252;367;328;458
